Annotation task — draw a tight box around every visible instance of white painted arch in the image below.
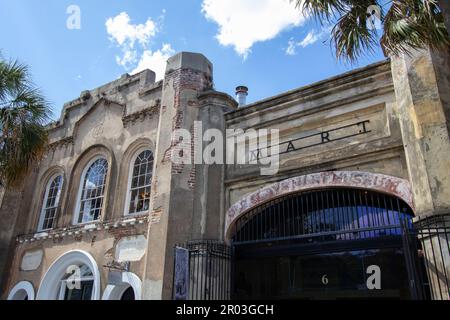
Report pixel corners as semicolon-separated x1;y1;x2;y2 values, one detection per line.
36;250;101;300
7;281;35;300
101;272;142;300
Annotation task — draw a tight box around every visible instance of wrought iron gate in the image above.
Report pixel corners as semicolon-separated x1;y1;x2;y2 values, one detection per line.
172;192;450;300
413;213;450;300
172;240;232;300
401;219;430;300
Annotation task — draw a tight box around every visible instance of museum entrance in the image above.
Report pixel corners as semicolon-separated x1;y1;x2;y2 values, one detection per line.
230;188;428;300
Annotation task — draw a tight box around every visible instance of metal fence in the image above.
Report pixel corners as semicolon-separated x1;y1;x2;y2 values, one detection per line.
414;213;450;300
173;240;232;300
172;211;450;300
231;188;415;245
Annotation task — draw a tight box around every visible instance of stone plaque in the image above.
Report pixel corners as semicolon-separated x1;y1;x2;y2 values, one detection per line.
174;247;189;300
115;235;147;262
21;250;43;271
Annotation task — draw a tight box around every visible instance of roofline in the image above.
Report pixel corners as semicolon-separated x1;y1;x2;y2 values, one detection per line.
226;59;391;119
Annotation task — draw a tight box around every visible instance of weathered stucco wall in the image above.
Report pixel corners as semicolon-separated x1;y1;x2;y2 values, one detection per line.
0;69;163;298
391;49;450;217
140;53;236;300
2;43;448;300
4;221;148;299
225;60;408;215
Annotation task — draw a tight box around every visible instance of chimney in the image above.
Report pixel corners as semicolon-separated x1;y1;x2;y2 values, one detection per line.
235;86;248;107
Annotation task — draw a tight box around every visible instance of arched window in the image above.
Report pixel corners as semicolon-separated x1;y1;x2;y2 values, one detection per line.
125;150;153;215
38;175;63;231
37;250;101;300
75;158;108;224
59;264;94;300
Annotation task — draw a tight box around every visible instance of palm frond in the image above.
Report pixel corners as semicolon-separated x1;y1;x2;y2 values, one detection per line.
293;0;450;61
0;60;29;102
0;57;51;188
298;0;351;23
332;1;380;62
381;0;450;57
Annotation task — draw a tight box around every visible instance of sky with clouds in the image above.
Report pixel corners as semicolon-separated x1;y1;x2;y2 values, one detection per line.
0;0;385;120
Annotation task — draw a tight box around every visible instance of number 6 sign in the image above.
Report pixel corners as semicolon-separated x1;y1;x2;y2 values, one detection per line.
322;274;329;285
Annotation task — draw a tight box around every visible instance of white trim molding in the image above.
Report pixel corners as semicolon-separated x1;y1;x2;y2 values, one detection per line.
7;281;35;300
36;250;101;300
101;272;142;300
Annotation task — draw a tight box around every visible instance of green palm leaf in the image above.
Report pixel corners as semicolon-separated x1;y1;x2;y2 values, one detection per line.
0;58;51;187
294;0;450;62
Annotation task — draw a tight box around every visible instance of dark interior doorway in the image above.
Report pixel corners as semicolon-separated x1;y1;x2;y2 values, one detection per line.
231;188;426;300
120;286;135;300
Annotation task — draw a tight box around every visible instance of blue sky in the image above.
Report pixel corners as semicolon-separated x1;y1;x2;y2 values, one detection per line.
0;0;385;120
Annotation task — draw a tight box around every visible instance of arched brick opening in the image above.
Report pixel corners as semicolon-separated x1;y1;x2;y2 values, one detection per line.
225;171;414;242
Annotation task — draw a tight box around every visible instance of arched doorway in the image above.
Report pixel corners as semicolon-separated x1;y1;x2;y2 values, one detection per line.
230;187;425;300
101;272;142;300
37;250;100;300
7;281;35;300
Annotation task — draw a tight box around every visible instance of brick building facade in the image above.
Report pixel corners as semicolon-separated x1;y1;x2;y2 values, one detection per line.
1;48;449;300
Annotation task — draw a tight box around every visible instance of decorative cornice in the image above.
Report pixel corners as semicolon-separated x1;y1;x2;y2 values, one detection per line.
16;215;149;244
47;137;74;152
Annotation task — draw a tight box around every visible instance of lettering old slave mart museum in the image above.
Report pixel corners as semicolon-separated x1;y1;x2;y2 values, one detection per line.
1;46;450;301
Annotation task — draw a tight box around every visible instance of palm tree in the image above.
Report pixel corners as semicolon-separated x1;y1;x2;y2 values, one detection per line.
294;0;450;62
0;57;51;188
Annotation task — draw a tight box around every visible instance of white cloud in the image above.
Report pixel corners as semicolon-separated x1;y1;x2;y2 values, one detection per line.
116;49;137;67
201;0;307;58
132;44;175;79
286;38;297;56
285;27;331;55
106;12;157;47
299;30;321;48
106;11;173;80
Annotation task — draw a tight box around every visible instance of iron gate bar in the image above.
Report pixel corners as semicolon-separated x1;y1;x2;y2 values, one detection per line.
173;192;450;300
234;237;407;259
173;240;231;300
230;188;422;300
231;188;413;245
232;225;409;246
414;214;450;300
401;219;426;300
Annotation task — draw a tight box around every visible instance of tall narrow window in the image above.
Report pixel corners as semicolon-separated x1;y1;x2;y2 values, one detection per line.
76;158;108;224
38;175;63;231
127;150;153;215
